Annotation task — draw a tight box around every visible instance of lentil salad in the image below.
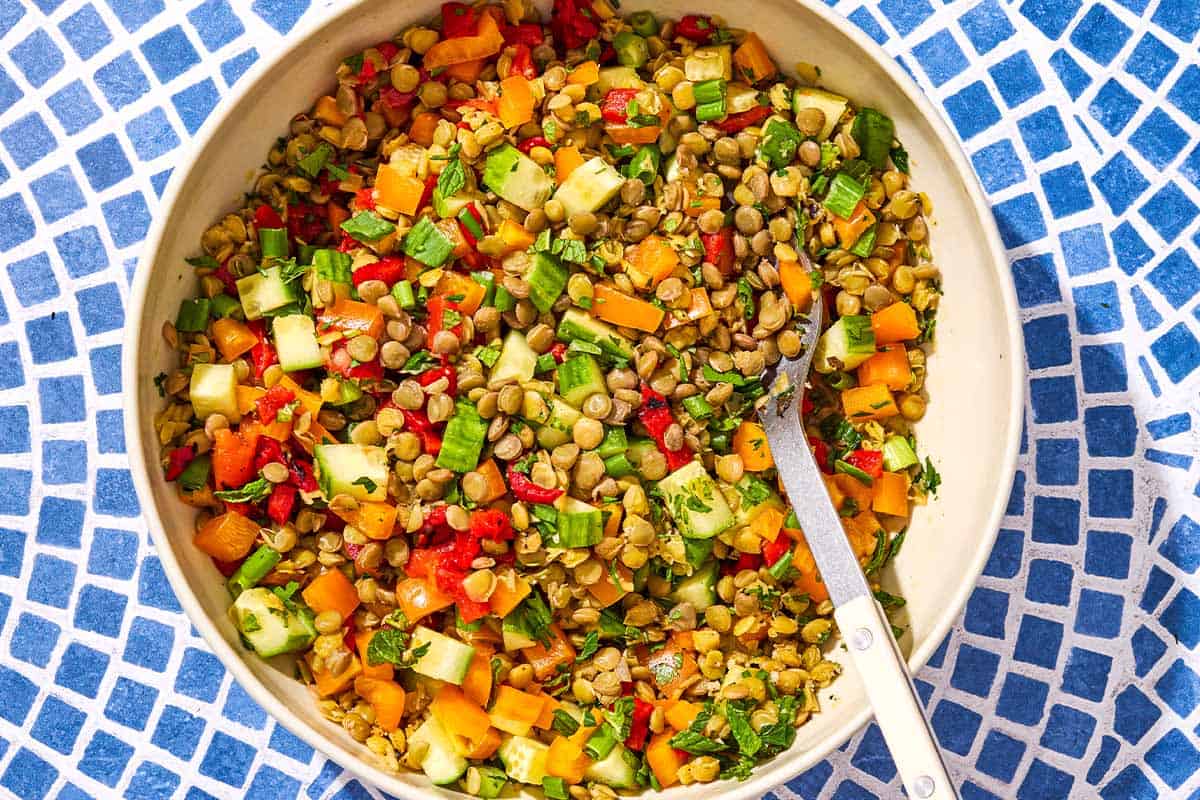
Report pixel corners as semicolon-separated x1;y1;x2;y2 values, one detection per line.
155;0;942;793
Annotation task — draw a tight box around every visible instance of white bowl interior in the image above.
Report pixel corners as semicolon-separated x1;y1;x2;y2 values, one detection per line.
125;1;1022;797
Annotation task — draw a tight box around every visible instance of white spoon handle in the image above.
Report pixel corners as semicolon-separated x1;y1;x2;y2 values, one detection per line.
833;595;959;800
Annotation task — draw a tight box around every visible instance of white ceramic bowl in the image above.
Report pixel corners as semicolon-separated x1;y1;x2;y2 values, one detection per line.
124;2;1022;796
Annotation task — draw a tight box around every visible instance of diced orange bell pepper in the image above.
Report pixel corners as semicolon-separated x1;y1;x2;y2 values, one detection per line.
312;651;362;697
590;284;665;332
625;234;679;290
790;531;830;603
665;288;714;330
554;146;586;184
733;33;777;83
488;685;544;736
547;734;590;784
778;259;813;311
645;639;698;699
521;625;576;681
276;374;323;416
606;122;662;145
663;700;702;732
872;471;910;517
396;577;454;624
842;383;899;420
356;630;395;681
462;646;495;706
472;459;508;503
443;57;484;83
240;418;291;443
408;112;441;147
301;568;361;621
832;200;875;245
435;271;487;316
212;318;259;361
684;194;721;218
748;505;785;543
733;420;774;471
533;692;562;730
647;731;685;787
567;60;599;85
317;298;384;340
314;95;348;126
374;163;426;216
832;471;875;509
354;676;406;731
857;343;912;391
587;562;631;607
193;512;261;561
432;685;495;752
497;76;535;129
336;500;398;541
489;569;531;617
236;385;267;416
212;427;259;489
871;301;921;344
497;219;536;254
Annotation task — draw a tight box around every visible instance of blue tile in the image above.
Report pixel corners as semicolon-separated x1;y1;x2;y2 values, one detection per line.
1141;181;1200;242
1071;4;1133;66
912;29;968;87
1041;704;1097;758
1018;107;1071;162
1086;529;1132;578
1059;224;1108;277
1132;625;1167;677
125;107;180;161
199;730;255;788
175;647;224;702
1094;157;1151;220
88;527;137;579
0;343;24;392
0;664;37;725
1146;249;1200;308
150;168;173;196
1011;253;1061;307
930;699;981;755
944;80;1002;140
43;440;87;486
1032;495;1080;546
1076;589;1124;638
123;617;173;671
1150;322;1200;382
77;135;133;192
0;528;23;577
1146;412;1190;439
1167;65;1200;123
94;468;138;517
172;78;221;134
11;611;59;666
28;554;75;609
964;586;1009;638
246;765;301;800
78;730;133;787
0;468;31;516
1142;565;1174;613
1073;282;1123;334
973;139;1027;194
1017;759;1074;799
74;584;127;637
1023;314;1072;369
0;112;56;169
958;0;1015;54
60;4;112;60
220;47;259;86
1181;142;1200;189
1145;729;1199;789
1089;79;1140;136
26;314;76;365
983;530;1022;577
1159;515;1200;574
989;50;1044;108
30;167;87;225
993;193;1048;248
89;344;122;395
847;7;888;45
0;66;21;122
1083;405;1136;456
1029;376;1078;423
55;642;108;698
876;0;933;35
1;748;58;800
7;253;59;307
104;676;158;730
97;409;126;454
138;556;181;612
56;226;109;278
141;25;201;83
1161;587;1200;648
1027;558;1074;604
93;52;150;111
152;705;206;760
1125;33;1178;89
105;0;164;32
1155;657;1200;718
1040;162;1093;218
9;28;64;88
0;194;36;251
1089;469;1134;518
46;81;103;136
37;496;84;548
1114;684;1161;744
951;643;1000;697
1132;285;1162;330
268;723;314;763
101;191;151;248
31;695;86;756
1101;765;1159;800
125;763;180;800
1130;109;1188;170
251;0;310;34
1014;614;1064;668
1020;0;1082;39
188;0;245;51
1010;470;1026;515
76;283;124;335
1049;49;1091;99
977;729;1025;783
1151;0;1200;42
996;672;1049;725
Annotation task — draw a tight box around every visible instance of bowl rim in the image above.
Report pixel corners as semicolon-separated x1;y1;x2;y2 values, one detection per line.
122;1;1023;796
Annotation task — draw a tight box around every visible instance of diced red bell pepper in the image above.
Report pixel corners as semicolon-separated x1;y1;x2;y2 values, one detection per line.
700;228;735;275
549;342;567;363
809;437;832;474
405;548;440;580
256;384;296;423
213;557;243;577
286;202;328;242
510;43;537;79
601;88;639;124
550;0;600;50
354;187;376;211
425;296;463;351
715;105;772;133
675;14;715;42
327;341;385;381
418;174;439;213
638;385;694;472
255;204;284;230
350;256;405;287
418;364;458;398
845;448;884;479
379;86;416;110
288;457;319;492
213;262;239;296
506;465;563;503
469;508;514;541
402;409;443;455
376;42;400;63
517;135;553;154
441;2;478;38
267;483;298;526
735;551;763;572
248;319;277;380
254;436;287;472
802;392;815;417
165;446;195;481
505;22;544;47
625;697;654;751
762;535;791;567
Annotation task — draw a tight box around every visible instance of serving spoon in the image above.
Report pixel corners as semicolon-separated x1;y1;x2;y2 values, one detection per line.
758;289;958;800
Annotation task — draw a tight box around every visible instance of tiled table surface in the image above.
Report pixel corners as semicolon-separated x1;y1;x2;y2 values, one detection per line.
0;0;1197;798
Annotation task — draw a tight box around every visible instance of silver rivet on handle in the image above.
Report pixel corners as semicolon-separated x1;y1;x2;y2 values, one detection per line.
913;775;935;798
851;627;873;650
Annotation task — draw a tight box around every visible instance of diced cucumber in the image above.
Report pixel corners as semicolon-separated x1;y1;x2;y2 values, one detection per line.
882;435;919;471
236;266;298;320
435;402;488;473
527;253;569;313
497;735;550;785
272;315;323;372
410;715;469;785
552;157;625;219
320;377;363;406
556;354;607;408
596;66;644;95
483;144;554;212
583;743;640;789
669;559;718;612
813;315;876;373
490;329;538;388
502;616;537;651
658;461;735;539
684;45;732;81
731;474;786;529
313;443;388;501
536;396;582;449
663;152;683;183
411;625;475;685
230;587;316;658
596;427;628;460
556;309;634;362
554;497;603;548
189;363;240;422
792;87;849;142
466;766;508;799
726;82;761;114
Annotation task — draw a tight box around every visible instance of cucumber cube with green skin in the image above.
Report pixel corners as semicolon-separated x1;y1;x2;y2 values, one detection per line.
556;309;635;362
813;315;876;373
498;735;550;785
669;559;718;611
483;144;554;212
882;435;919;471
410;625;475;685
536;396;583;449
596;66;645;94
469;766;509;799
554;496;603;548
658;461;735;539
556;354;608;408
583;743;640;789
731;474;786;530
792;87;850;142
272;315;323;372
231;587;317;658
552;157;625;219
527;253;569;313
235;266;298;320
313;443;388;501
684;45;732;81
725;82;762;114
409;715;469;785
189;363;241;422
489;329;538;388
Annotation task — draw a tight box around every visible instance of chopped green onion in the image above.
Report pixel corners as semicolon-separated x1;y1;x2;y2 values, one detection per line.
682;394;713;419
313;249;352;284
542;777;569;800
851;108;895;171
849;224;878;258
403;216;455;267
178;454;211;492
536;353;558;373
626;144;662;185
613;31;649;68
259;228;289;260
341;210;396;243
470;270;496;306
494;284;516;312
227;545;282;598
834;459;874;486
882;435;919;471
822;172;866;219
604;453;635;478
391;280;416;310
759;118;802;170
209;294;242;320
695;98;727;122
297;143;332;178
828;371;857;391
597;427;628;460
175;298;211;332
767;550;795;581
693;79;728;105
457;205;485;240
810;173;830;196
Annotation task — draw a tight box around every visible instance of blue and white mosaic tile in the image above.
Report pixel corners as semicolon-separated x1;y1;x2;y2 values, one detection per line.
0;0;1197;798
